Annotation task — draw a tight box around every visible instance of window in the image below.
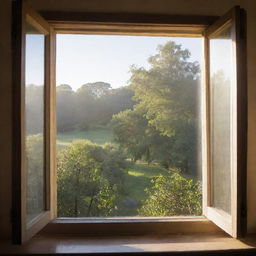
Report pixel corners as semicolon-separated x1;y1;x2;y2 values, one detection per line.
12;1;247;244
55;34;202;218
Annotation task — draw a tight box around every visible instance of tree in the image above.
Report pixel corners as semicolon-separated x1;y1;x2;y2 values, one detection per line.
111;41;201;174
139;173;202;216
80;82;111;98
111;108;150;162
74;85;96;130
57;140;127;217
98;86;135;125
63;83;135;130
56;84;76;132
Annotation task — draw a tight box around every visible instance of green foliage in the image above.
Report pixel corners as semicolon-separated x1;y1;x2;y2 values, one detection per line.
26;82;135;134
139;173;202;216
57;140;127;217
111;41;200;174
26;40;203;218
56;84;76;132
56;83;134;132
79;82;111;98
111;109;151;162
117;162;169;216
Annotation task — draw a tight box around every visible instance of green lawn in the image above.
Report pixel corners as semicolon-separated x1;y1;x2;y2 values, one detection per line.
57;129;113;149
116;162;169;216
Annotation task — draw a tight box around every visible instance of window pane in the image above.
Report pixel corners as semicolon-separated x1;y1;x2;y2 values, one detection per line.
56;35;202;217
25;20;45;224
210;24;232;214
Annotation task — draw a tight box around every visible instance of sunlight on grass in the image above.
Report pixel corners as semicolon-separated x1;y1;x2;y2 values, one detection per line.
57;128;113;149
128;170;144;177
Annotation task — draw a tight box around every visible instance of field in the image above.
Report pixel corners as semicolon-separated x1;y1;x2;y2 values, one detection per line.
57;129;113;149
57;128;169;216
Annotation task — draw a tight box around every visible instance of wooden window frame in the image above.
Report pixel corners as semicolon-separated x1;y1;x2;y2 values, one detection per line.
12;2;56;243
41;11;219;234
12;2;247;243
203;7;247;238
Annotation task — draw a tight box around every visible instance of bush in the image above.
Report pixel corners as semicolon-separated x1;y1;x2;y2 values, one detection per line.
139;173;202;216
57;140;127;217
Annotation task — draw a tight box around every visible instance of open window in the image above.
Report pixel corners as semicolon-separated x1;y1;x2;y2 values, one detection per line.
12;1;56;244
203;7;247;237
12;0;247;244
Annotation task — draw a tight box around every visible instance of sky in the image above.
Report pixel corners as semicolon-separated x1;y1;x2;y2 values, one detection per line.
25;34;205;90
25;34;234;91
55;35;202;90
25;34;45;86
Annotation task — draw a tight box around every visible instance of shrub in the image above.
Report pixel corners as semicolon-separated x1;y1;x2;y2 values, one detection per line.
139;173;202;216
57;140;127;217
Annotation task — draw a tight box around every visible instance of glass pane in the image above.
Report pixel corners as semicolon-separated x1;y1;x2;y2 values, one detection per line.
210;24;232;214
25;20;45;224
56;35;202;217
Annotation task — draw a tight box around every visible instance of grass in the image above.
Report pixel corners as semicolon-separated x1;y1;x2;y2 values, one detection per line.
57;128;113;150
126;162;169;201
117;162;169;216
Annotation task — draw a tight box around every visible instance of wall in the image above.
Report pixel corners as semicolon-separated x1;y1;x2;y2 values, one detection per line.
0;0;13;240
0;0;255;240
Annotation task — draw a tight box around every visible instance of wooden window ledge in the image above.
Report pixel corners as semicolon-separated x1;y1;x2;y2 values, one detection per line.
1;234;256;255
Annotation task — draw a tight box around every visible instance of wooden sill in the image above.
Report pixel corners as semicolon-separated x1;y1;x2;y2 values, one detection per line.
1;234;256;255
42;217;224;236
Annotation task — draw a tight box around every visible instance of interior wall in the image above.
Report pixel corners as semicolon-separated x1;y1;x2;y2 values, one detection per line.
0;0;13;240
0;0;255;240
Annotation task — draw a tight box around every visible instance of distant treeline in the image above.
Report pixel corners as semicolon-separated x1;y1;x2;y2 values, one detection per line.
25;82;135;134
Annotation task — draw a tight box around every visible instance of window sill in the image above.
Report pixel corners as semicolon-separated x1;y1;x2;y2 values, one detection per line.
1;233;256;255
43;217;223;236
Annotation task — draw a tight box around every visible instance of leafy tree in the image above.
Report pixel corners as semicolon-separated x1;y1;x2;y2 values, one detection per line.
27;82;135;133
111;108;150;162
74;85;96;130
139;173;202;216
80;82;111;98
57;140;127;217
56;84;76;132
97;86;135;125
111;41;201;174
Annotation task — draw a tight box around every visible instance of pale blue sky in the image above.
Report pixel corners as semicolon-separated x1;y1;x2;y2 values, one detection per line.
26;34;203;89
56;35;203;90
25;34;45;86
